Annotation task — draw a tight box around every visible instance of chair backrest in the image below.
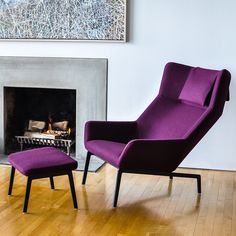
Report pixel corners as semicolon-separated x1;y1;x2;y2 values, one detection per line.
136;62;231;141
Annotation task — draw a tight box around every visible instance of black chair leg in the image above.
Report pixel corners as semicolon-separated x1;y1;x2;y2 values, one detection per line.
82;152;91;185
113;169;122;208
23;177;32;213
8;167;15;195
197;175;201;194
68;171;78;209
49;177;55;189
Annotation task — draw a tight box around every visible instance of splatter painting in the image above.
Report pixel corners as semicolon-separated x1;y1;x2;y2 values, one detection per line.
0;0;126;41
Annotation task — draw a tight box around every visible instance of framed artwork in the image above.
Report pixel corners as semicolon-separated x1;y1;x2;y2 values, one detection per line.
0;0;127;41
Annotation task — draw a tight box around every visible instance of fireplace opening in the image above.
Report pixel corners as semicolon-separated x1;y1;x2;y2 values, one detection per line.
4;87;76;154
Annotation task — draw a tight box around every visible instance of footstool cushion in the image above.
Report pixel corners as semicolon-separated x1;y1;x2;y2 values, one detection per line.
8;147;78;176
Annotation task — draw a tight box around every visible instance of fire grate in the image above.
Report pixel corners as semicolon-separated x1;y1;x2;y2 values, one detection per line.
15;136;74;155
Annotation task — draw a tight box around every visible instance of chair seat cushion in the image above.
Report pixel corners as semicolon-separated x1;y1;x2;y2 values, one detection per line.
85;140;126;167
8;147;78;176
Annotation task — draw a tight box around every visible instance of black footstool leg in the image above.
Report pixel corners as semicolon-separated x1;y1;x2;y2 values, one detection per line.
68;171;78;209
23;177;32;213
82;152;91;185
8;167;15;195
49;177;55;189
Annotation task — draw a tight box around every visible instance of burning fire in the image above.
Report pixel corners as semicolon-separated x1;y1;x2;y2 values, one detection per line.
24;118;72;140
47;123;52;132
45;116;71;138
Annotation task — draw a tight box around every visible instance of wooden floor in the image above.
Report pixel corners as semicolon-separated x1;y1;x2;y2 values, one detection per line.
0;164;235;236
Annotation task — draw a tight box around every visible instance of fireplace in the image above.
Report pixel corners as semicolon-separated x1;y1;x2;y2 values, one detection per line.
4;87;76;154
0;57;107;159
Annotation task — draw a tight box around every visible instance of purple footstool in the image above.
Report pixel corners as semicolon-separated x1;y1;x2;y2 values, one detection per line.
8;147;78;213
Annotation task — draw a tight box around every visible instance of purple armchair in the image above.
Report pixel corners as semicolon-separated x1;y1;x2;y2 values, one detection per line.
82;62;231;207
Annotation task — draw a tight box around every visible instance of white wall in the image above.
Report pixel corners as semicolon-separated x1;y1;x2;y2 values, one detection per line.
0;0;235;170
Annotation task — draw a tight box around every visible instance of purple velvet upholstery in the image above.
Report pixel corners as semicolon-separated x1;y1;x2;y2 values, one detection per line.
84;62;231;172
86;140;126;167
8;147;78;176
179;67;217;106
136;97;206;139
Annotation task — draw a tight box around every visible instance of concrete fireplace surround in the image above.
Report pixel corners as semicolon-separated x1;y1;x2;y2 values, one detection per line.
0;57;107;159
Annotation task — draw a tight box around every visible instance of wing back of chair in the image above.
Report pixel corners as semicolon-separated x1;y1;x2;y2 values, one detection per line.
134;62;230;171
182;64;231;157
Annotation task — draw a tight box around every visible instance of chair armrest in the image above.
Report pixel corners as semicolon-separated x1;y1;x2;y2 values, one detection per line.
119;139;188;172
85;121;138;143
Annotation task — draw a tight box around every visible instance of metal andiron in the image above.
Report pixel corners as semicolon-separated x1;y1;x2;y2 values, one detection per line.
15;120;74;155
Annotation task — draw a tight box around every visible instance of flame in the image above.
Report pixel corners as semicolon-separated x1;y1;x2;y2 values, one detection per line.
47;114;53;133
48;123;52;132
68;128;71;136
